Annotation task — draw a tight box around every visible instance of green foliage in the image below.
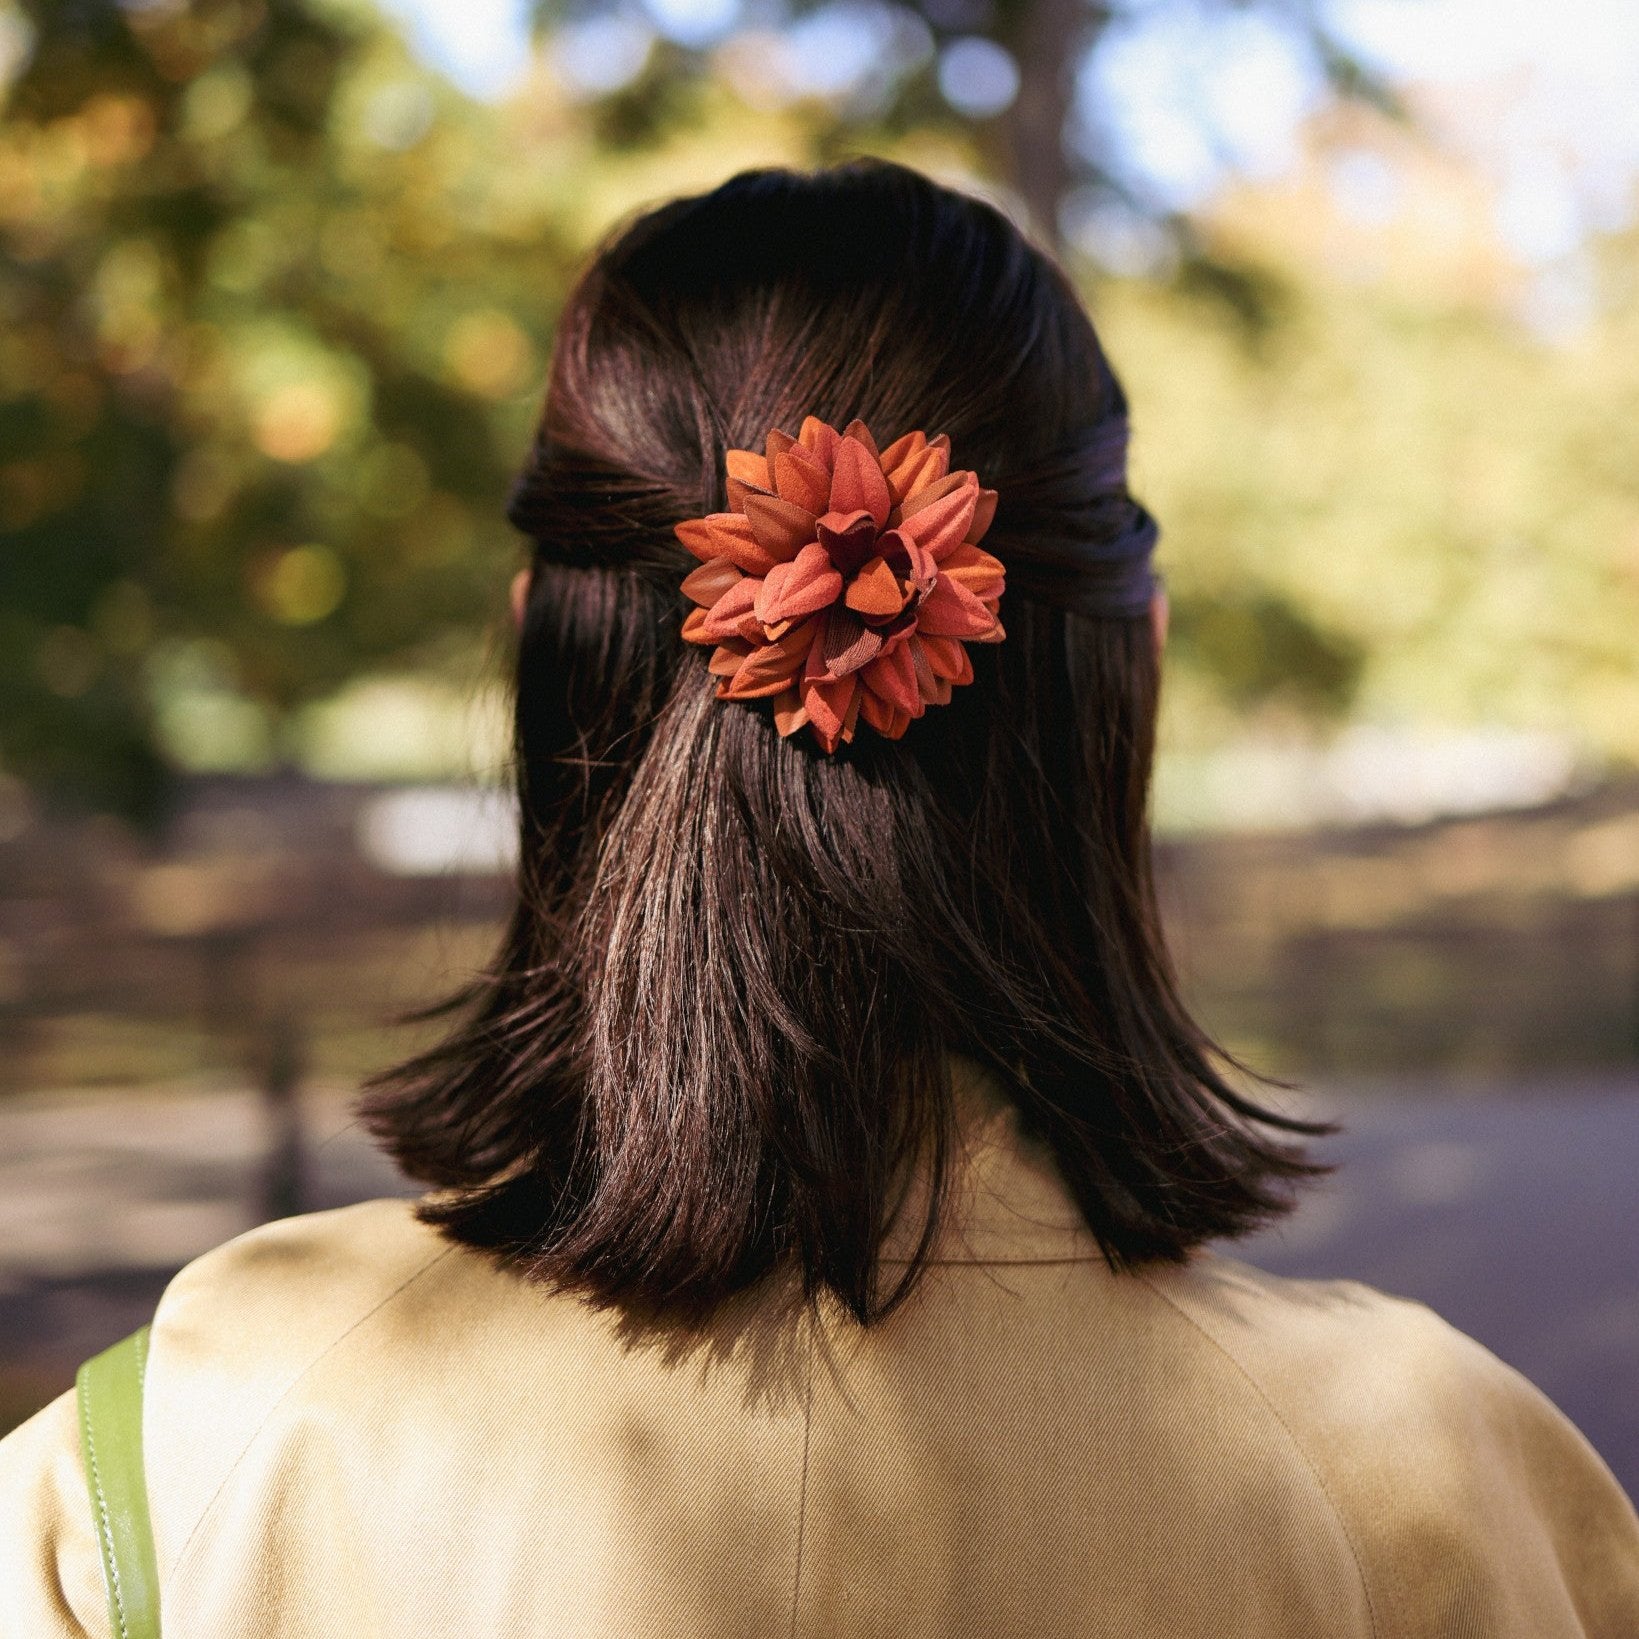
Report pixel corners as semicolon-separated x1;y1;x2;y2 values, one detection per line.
1169;588;1362;715
1100;243;1639;760
0;0;573;816
2;0;1636;820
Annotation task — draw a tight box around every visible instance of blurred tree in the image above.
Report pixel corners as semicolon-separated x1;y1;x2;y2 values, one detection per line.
530;0;1395;248
0;0;573;818
1100;204;1639;762
2;0;1635;826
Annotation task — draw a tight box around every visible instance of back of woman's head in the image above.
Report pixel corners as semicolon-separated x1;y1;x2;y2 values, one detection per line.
361;159;1324;1328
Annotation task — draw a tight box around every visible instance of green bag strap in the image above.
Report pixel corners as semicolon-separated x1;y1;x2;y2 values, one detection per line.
75;1325;161;1639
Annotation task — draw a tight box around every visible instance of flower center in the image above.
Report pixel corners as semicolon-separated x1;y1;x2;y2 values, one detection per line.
816;509;879;577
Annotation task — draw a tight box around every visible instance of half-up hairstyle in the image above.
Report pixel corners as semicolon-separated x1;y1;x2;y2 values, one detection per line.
359;159;1329;1329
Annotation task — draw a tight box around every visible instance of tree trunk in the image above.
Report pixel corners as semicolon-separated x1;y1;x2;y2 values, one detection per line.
995;0;1112;249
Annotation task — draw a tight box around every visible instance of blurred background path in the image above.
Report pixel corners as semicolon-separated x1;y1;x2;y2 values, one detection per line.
3;1072;1635;1502
1240;1080;1639;1500
1;775;1636;1505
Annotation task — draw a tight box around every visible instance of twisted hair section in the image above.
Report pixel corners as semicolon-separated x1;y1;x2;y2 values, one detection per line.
989;420;1160;619
510;421;1159;623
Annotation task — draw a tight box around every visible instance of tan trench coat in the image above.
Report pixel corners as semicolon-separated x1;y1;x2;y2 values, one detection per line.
4;1057;1638;1636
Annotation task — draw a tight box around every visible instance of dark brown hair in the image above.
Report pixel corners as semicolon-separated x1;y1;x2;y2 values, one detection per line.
359;159;1328;1329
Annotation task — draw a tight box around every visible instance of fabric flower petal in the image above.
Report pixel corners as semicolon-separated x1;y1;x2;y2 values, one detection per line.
916;574;999;640
894;475;979;562
726;448;770;492
722;616;820;699
725;451;776;512
844;556;907;619
756;542;843;626
969;487;998;545
802;669;859;753
816;509;879;577
680;559;744;608
841;419;880;461
876;530;937;591
797;415;841;474
774;446;831;514
862;640;921;718
938;543;1006;600
877;429;923;474
909;636;953;706
699;575;765;642
674;514;780;576
708;639;752;678
896;470;965;520
879;431;950;507
858;688;911;740
771;686;807;738
743;494;818;562
919;634;973;685
830;434;892;529
816;604;884;679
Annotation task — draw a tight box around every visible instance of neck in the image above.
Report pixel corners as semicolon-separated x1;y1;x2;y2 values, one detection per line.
874;1053;1100;1266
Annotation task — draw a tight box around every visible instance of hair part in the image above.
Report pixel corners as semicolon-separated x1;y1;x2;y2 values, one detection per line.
359;159;1330;1331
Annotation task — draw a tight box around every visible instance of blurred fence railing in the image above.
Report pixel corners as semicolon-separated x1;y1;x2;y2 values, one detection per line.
0;771;1636;1100
1157;788;1639;1076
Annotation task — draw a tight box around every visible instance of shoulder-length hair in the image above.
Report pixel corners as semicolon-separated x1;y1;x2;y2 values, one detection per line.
359;159;1328;1329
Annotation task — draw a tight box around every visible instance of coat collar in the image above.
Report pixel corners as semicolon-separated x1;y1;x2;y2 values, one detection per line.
876;1053;1104;1265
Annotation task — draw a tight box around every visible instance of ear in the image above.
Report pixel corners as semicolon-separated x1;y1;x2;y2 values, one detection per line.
510;566;531;631
1149;584;1169;658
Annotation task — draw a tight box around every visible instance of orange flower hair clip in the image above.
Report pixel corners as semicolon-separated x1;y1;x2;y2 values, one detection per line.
674;417;1005;752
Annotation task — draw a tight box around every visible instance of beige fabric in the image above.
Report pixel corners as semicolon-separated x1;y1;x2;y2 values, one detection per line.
3;1057;1637;1637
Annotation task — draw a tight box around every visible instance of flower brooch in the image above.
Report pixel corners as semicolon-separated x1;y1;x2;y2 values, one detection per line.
674;417;1005;753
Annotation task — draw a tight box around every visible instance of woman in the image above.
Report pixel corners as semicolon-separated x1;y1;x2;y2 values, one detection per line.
3;159;1636;1637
